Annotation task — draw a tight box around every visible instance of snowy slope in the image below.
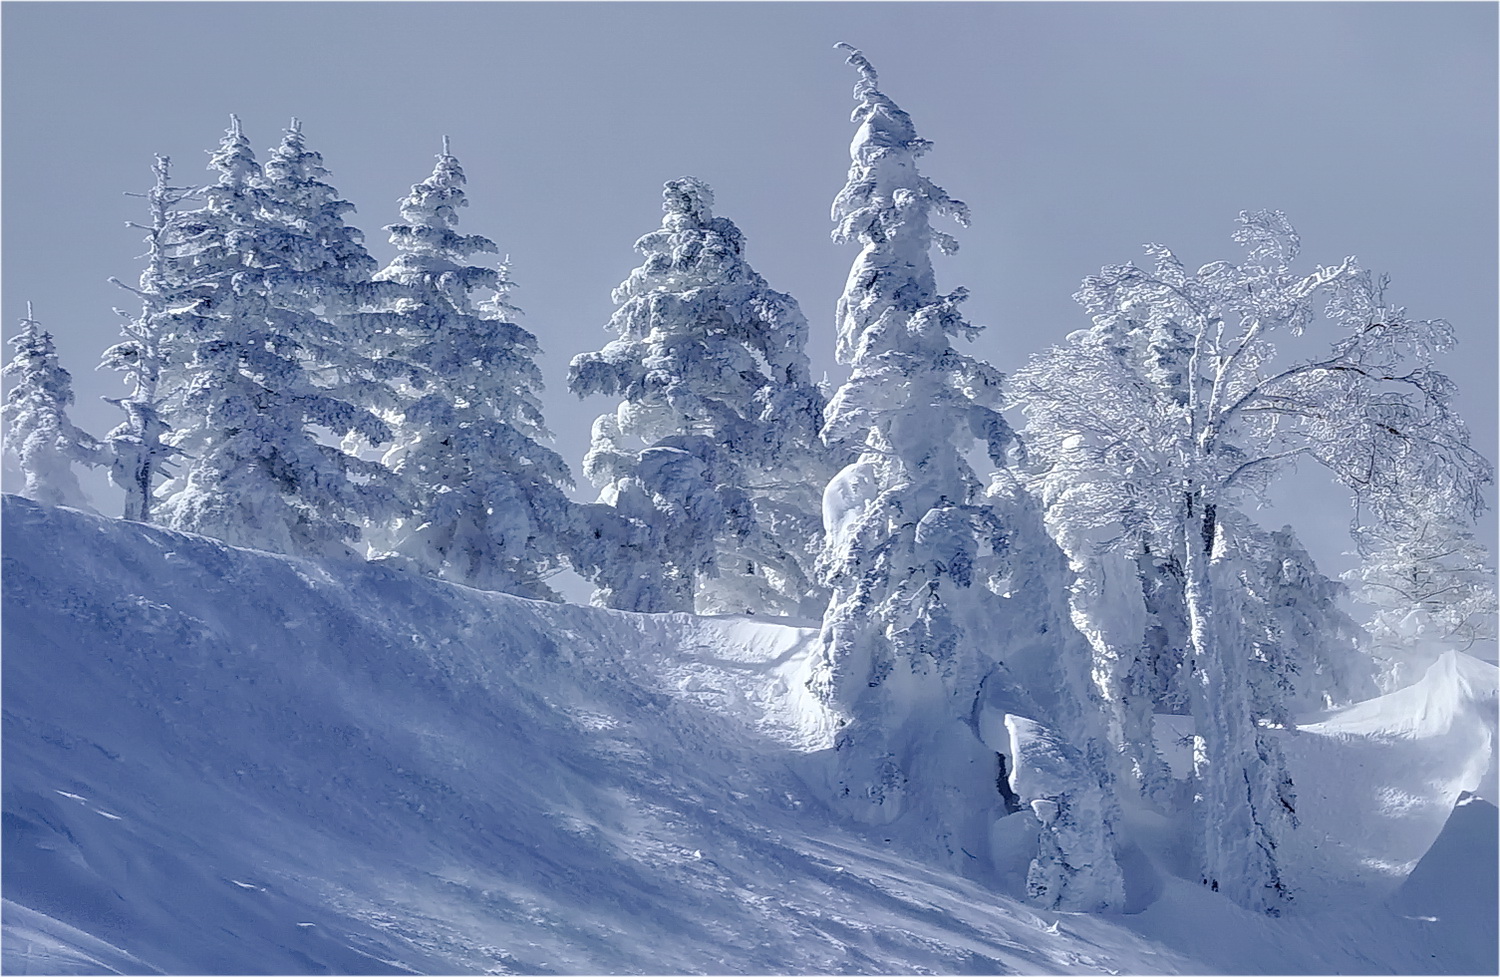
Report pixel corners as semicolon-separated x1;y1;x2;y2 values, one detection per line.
3;495;1494;975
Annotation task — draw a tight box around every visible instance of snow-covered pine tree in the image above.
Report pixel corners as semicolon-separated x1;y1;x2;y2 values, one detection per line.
809;45;1118;898
259;119;378;291
101;154;195;522
815;42;1011;715
3;303;103;509
257;119;408;423
370;140;575;600
155;116;397;558
1008;211;1492;912
569;176;835;615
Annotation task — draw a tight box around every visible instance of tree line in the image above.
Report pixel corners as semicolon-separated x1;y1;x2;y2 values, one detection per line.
4;44;1493;916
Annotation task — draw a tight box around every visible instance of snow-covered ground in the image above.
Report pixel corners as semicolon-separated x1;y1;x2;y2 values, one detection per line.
3;495;1495;974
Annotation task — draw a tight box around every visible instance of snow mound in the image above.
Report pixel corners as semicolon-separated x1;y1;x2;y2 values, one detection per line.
3;496;1494;974
1284;649;1497;908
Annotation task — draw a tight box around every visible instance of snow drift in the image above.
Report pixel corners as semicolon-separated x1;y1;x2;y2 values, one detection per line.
3;496;1495;974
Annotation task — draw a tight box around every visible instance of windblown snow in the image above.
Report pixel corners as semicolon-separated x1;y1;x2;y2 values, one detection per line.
3;496;1495;975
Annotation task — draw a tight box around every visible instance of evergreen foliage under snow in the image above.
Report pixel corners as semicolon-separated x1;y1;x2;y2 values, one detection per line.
805;45;1130;911
369;144;576;600
570;177;837;615
153;117;398;559
2;304;102;509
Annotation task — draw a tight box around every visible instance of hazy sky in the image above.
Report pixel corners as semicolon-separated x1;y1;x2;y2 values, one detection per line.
3;1;1495;590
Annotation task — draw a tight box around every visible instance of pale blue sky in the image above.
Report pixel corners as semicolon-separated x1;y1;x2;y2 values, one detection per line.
3;1;1494;586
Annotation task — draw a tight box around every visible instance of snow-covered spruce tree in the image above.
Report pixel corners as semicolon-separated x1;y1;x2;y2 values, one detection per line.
256;119;411;423
810;46;1124;903
101;154;195;522
3;304;103;509
1008;211;1492;912
569;176;835;615
259;119;378;291
155;116;397;558
369;141;575;600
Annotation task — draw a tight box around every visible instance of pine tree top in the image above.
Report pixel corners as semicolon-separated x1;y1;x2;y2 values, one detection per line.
208;115;260;189
397;146;470;231
382;143;499;269
5;303;71;405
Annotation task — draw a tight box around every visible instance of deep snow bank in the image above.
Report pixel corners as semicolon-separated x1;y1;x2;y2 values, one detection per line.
1284;648;1498;910
3;496;1494;975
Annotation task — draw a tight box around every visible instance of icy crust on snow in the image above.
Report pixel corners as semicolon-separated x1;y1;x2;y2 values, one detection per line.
3;496;1495;975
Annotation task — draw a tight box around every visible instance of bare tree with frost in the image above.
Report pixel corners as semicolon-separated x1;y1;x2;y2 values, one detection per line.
570;177;836;615
370;141;575;600
1008;210;1492;912
1345;491;1496;690
101;154;195;522
155;116;397;558
3;303;103;509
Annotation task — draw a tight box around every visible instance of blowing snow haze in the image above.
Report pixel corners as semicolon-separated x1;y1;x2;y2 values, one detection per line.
3;3;1497;975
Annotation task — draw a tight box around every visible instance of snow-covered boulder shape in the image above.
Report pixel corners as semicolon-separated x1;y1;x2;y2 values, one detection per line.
1003;715;1127;912
821;457;879;551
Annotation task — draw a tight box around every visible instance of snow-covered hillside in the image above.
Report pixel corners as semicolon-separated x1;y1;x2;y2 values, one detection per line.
3;495;1495;975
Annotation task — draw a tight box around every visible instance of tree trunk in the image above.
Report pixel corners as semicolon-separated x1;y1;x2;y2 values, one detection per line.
1181;493;1225;889
1182;491;1284;912
134;456;152;523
